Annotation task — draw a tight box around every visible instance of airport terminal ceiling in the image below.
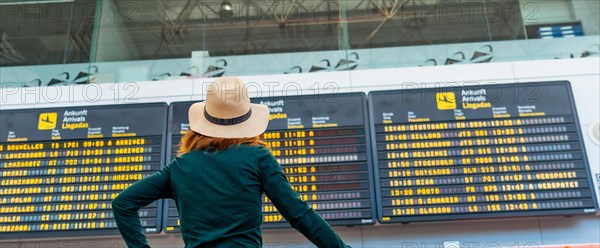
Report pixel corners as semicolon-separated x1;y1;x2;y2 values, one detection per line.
0;0;534;66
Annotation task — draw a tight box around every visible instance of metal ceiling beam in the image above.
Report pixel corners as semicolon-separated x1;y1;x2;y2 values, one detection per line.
0;31;25;64
359;0;408;48
153;0;202;55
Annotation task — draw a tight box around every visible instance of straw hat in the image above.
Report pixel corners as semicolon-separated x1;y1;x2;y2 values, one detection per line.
188;77;269;138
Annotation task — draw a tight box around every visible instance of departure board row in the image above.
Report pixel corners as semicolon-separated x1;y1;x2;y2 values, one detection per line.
369;81;598;223
0;104;167;239
1;81;598;240
164;93;376;232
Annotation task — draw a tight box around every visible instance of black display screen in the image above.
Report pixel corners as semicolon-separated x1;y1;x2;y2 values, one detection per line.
368;81;598;223
165;93;375;232
0;103;167;239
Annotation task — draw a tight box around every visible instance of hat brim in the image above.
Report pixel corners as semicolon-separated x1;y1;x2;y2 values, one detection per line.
188;102;270;138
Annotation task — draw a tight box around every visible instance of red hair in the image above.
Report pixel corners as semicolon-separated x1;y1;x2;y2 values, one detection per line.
178;130;266;155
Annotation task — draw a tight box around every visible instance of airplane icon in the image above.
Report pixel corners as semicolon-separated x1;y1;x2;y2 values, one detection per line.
41;115;54;124
438;94;456;104
38;113;57;130
436;92;457;110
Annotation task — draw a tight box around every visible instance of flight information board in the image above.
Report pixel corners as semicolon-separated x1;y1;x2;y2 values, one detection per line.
165;93;375;232
0;103;167;239
369;81;598;223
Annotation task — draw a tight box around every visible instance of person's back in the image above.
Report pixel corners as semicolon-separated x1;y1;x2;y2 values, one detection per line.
112;77;350;248
171;145;265;247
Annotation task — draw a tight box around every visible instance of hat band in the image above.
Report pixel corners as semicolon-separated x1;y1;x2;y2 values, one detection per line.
204;106;252;126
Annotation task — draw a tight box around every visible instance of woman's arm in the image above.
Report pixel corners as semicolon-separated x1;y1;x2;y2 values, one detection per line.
112;160;175;248
257;147;351;248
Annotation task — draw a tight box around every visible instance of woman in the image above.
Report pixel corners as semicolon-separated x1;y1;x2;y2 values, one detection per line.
112;77;350;248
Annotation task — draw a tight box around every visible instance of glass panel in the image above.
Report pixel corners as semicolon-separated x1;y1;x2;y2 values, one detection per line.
89;0;343;59
345;0;522;48
0;0;95;67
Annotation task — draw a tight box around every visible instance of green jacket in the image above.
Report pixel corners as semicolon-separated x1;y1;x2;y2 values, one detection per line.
112;144;350;248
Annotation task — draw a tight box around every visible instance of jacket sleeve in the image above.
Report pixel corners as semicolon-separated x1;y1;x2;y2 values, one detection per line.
112;160;175;248
257;146;351;248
